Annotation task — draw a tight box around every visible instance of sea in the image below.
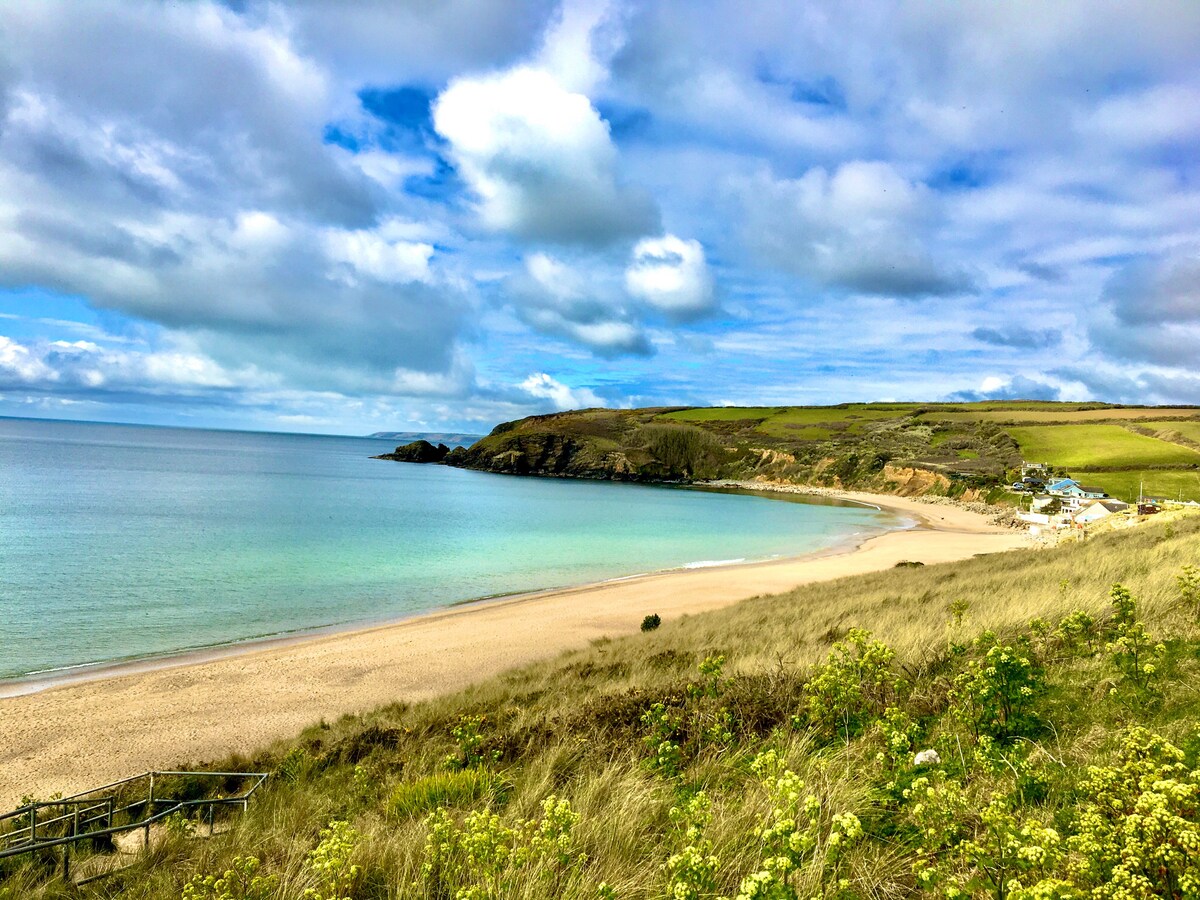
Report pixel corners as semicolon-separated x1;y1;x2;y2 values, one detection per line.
0;417;900;683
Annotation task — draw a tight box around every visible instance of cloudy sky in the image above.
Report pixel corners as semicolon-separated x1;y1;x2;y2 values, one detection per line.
1;1;1198;434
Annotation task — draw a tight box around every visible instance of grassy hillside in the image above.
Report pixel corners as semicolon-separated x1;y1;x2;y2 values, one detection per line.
442;402;1200;502
7;516;1200;898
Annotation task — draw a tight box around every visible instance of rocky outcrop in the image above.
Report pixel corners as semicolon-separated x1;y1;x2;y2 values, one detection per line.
452;433;614;478
374;440;451;463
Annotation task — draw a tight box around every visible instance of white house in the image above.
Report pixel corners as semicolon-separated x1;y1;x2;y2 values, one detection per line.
1073;499;1130;524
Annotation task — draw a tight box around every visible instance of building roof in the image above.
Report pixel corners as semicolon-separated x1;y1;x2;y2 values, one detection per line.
1078;485;1107;495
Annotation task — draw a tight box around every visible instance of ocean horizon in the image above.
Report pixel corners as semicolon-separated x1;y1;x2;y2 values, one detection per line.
0;417;898;682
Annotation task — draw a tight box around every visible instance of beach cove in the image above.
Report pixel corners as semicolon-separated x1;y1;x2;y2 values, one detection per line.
0;492;1025;807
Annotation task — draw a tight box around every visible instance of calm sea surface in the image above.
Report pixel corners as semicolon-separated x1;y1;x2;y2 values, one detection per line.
0;418;897;680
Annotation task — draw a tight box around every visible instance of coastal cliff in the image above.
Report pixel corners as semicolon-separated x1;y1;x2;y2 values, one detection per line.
374;403;1036;500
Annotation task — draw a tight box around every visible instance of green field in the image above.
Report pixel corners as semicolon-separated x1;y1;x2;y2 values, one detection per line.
920;407;1200;425
1158;420;1200;444
658;406;780;422
1081;469;1200;503
1007;424;1200;468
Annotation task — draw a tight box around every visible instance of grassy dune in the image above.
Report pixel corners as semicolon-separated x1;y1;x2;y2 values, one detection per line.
7;517;1200;898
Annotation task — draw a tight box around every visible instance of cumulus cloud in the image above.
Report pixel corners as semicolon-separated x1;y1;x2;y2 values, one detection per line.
324;222;435;284
433;67;658;245
253;0;559;86
518;372;604;410
625;235;715;319
508;253;652;357
0;2;476;396
0;334;245;397
732;161;972;296
946;375;1063;403
971;327;1061;350
1087;250;1200;369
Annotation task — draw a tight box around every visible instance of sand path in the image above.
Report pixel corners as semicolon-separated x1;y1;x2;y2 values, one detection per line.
0;491;1026;806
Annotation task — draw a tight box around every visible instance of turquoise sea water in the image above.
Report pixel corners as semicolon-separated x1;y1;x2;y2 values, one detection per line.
0;417;897;681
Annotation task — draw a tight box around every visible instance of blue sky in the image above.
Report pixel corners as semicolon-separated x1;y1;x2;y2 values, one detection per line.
1;1;1198;434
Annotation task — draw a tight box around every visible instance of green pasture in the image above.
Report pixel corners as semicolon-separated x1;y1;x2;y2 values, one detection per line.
1157;420;1200;444
1008;424;1200;468
921;407;1200;425
1082;469;1200;503
658;406;780;422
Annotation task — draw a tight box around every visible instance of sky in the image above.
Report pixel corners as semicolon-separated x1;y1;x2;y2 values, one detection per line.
0;0;1198;435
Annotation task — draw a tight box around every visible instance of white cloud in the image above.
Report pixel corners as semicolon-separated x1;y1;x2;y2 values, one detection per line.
508;252;652;357
433;66;658;244
324;227;434;284
518;372;604;410
534;0;622;94
733;161;971;296
625;234;714;318
0;334;244;393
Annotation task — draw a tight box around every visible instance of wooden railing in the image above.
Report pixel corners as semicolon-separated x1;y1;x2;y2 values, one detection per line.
0;770;269;882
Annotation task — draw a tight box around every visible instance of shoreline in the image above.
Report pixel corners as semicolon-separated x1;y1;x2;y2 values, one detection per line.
0;487;1026;807
0;486;908;698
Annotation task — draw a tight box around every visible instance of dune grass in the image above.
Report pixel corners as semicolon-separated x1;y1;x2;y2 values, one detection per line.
5;517;1200;899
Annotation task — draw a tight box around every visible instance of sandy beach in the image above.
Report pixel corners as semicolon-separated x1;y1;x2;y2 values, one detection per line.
0;490;1026;807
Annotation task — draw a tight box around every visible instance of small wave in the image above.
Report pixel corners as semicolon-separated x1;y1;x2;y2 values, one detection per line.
681;558;747;569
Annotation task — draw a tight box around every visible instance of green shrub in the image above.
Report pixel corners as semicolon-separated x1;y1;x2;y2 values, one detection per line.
803;628;899;741
1067;728;1200;899
640;702;683;778
641;613;662;632
304;819;360;900
950;633;1044;741
728;750;863;899
665;792;719;900
419;796;586;899
182;857;278;900
1104;585;1165;692
446;714;502;770
1179;564;1200;619
389;769;506;819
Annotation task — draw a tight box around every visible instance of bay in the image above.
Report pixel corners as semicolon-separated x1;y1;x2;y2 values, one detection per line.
0;417;897;680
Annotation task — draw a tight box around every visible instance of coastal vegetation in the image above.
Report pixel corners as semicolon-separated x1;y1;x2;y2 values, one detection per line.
378;402;1200;503
6;515;1200;898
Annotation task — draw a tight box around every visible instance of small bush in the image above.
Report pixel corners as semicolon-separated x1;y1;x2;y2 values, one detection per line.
182;857;278;900
950;632;1044;741
445;714;501;770
803;628;899;741
641;613;662;632
389;769;506;819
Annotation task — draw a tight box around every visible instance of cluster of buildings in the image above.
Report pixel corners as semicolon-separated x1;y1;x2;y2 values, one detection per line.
1012;463;1133;534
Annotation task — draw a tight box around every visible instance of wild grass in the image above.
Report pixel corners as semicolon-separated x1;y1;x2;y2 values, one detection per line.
6;517;1200;898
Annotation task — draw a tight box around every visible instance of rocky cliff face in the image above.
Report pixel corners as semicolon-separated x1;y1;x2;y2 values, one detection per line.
369;405;1015;501
373;439;451;463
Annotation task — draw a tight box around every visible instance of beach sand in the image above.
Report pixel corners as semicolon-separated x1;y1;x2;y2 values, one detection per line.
0;490;1026;807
